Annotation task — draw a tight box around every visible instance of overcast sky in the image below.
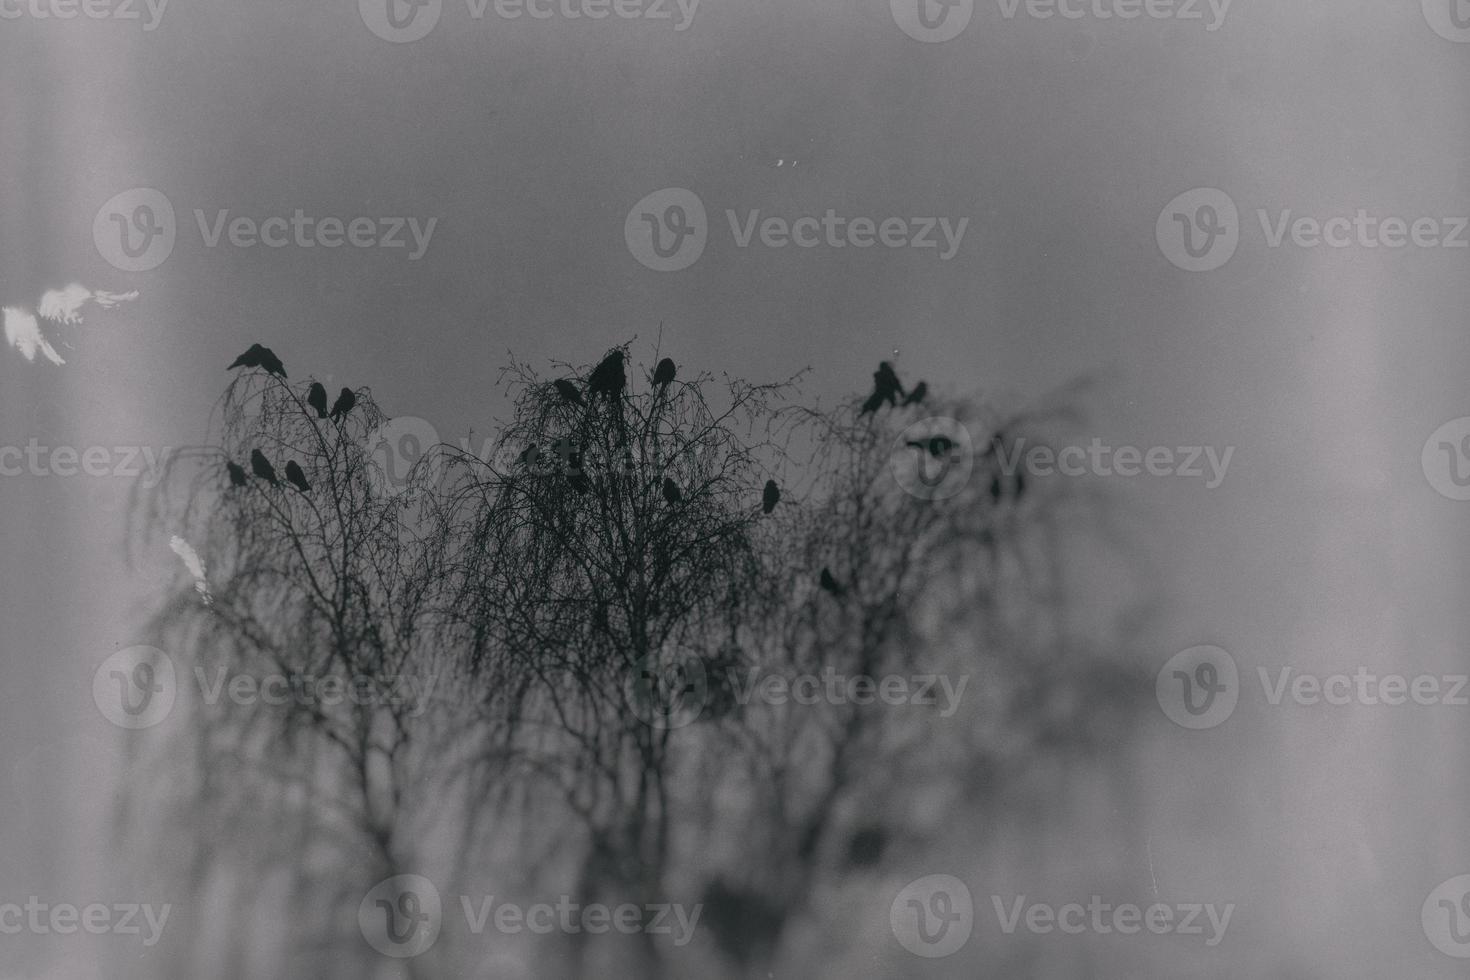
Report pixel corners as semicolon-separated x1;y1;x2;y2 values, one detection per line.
3;0;1470;974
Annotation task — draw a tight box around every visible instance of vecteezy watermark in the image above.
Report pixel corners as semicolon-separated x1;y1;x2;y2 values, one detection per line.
93;646;177;729
0;0;169;30
1424;874;1470;957
1421;0;1470;43
889;0;1230;44
0;441;174;484
624;188;969;272
1155;645;1238;730
627;654;970;729
1157;645;1470;729
363;416;444;497
1422;417;1470;501
1158;187;1468;273
988;436;1233;489
358;0;699;43
93;646;439;729
94;188;437;272
989;895;1234;946
358;875;701;958
0;898;171;946
192;667;438;716
889;420;1235;498
890;875;974;958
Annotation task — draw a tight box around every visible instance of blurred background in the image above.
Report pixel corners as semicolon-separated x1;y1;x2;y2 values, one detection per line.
2;0;1469;975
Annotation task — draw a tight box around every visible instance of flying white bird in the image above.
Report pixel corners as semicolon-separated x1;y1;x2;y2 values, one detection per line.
3;283;139;364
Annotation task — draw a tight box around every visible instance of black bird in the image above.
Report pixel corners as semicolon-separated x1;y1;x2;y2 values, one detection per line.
307;382;328;418
329;387;355;420
652;357;676;389
859;390;887;416
762;479;780;514
587;350;627;402
284;460;311;493
227;343;287;378
819;567;844;597
902;381;928;407
662;476;682;505
554;379;585;407
870;361;904;406
250;449;278;486
226;461;248;488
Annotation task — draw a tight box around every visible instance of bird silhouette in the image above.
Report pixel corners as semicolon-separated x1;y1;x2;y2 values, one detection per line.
662;476;682;505
762;479;780;514
587;350;627;402
284;460;311;493
227;343;287;378
307;382;328;418
859;390;887;416
554;379;585;407
652;357;676;389
819;567;845;597
902;381;928;406
329;387;355;420
226;461;247;488
250;449;279;486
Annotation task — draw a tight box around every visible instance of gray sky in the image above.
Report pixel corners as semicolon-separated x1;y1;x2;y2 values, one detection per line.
3;0;1470;974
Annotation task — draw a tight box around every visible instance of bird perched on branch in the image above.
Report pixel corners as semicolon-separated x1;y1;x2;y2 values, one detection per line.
587;350;627;402
859;361;904;415
662;477;682;505
652;357;676;389
250;449;279;486
307;382;328;418
554;379;585;407
284;461;311;493
903;381;928;406
226;461;248;488
329;387;355;420
228;343;287;378
762;479;780;514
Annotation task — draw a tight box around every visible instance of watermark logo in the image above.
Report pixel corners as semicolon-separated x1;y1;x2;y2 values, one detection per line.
460;895;701;945
625;188;707;272
1156;188;1238;272
1424;875;1470;957
94;188;175;272
360;875;442;958
1422;0;1470;42
360;0;442;42
992;895;1233;945
0;0;170;30
891;417;974;501
891;874;973;958
0;441;174;483
93;646;176;729
626;653;709;729
0;899;171;946
890;0;973;42
1423;417;1470;501
1156;645;1237;729
364;416;442;497
626;188;970;270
